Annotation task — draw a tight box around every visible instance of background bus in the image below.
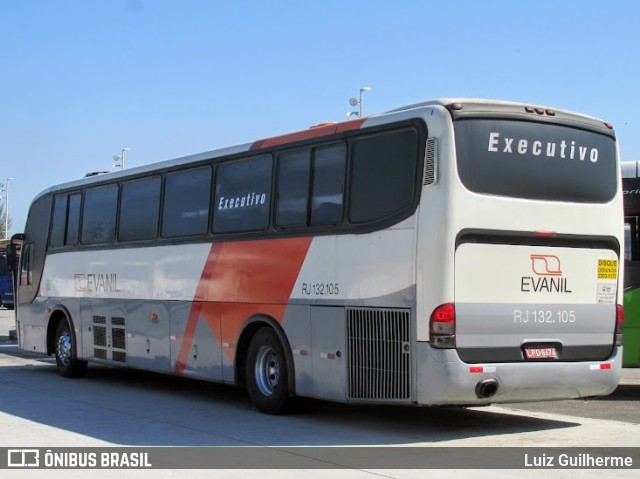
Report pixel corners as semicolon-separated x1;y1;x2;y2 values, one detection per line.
622;161;640;367
10;98;624;414
0;251;14;309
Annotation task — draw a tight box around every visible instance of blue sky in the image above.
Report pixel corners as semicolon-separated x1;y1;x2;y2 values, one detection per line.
1;0;639;233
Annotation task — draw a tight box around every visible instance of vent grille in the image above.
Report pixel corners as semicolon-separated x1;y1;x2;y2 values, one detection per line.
347;308;411;400
111;316;125;326
423;138;436;185
112;328;126;350
93;326;107;347
92;314;126;363
111;315;127;363
112;351;127;363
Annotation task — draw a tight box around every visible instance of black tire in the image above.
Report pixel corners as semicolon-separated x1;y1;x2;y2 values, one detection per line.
245;327;293;414
54;319;88;378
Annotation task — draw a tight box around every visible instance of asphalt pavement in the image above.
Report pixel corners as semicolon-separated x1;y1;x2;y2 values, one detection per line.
1;307;638;479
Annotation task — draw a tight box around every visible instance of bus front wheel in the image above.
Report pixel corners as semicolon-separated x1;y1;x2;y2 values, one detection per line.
54;319;87;378
245;327;293;414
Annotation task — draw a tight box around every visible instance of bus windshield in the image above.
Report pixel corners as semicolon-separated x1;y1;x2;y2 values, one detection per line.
455;119;617;203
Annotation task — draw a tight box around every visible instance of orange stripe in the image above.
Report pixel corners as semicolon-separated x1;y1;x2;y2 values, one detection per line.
250;119;365;150
174;301;203;375
174;242;223;374
174;237;313;374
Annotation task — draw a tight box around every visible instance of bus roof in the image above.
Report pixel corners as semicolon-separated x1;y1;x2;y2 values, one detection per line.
32;98;614;202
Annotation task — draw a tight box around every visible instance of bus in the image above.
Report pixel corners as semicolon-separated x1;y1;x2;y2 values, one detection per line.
9;98;624;414
622;161;640;367
0;252;14;309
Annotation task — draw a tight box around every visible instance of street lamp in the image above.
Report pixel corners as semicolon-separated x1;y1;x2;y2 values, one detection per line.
1;177;14;240
347;87;372;118
112;147;131;170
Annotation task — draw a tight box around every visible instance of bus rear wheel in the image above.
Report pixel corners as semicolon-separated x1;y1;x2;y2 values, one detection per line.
245;327;293;414
55;319;87;378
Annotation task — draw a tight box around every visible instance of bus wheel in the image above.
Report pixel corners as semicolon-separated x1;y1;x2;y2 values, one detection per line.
55;319;87;378
245;327;293;414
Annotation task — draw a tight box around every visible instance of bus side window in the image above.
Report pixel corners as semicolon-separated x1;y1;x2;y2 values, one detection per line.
310;143;346;226
213;155;272;233
276;149;310;227
81;185;118;245
349;128;419;224
120;176;161;241
66;193;81;246
162;166;211;238
20;243;32;286
50;195;68;248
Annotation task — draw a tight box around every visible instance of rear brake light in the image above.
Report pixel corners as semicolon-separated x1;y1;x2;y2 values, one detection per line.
615;304;624;346
430;303;456;349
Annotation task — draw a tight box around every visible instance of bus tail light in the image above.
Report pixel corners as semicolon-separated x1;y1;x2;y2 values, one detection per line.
430;303;456;349
615;304;624;346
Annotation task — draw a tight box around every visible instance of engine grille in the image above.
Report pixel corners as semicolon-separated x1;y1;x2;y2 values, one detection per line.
347;308;411;400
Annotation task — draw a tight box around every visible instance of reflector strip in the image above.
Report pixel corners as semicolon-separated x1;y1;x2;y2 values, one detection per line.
469;366;496;373
590;364;611;370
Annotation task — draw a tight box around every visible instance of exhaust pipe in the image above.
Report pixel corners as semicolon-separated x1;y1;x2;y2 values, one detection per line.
475;379;499;399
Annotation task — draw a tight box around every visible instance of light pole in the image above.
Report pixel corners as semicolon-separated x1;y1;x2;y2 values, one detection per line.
347;87;372;118
112;147;130;170
1;177;13;240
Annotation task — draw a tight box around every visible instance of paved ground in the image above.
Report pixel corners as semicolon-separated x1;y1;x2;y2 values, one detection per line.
1;307;638;478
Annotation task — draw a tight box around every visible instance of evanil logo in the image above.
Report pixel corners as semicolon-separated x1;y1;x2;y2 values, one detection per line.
521;254;572;293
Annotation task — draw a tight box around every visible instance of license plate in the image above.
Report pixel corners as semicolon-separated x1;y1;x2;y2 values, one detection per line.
524;347;559;359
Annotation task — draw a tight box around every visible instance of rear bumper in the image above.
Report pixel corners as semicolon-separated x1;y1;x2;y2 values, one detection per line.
414;342;622;406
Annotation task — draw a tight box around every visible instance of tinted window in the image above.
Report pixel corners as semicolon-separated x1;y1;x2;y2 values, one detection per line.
0;255;7;275
213;156;272;233
311;144;346;225
625;222;633;262
20;243;32;285
162;167;211;238
276;150;310;227
50;195;68;248
455;119;617;202
350;128;419;223
82;184;118;244
66;193;81;246
119;176;161;241
623;177;640;215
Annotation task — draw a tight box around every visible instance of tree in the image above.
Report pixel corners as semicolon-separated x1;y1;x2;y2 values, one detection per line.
0;202;12;239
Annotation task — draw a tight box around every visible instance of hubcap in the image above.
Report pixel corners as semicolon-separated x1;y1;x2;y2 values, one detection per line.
254;345;280;396
57;331;72;366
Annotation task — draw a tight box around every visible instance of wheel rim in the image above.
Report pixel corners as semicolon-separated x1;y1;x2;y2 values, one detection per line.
254;345;280;397
56;330;72;367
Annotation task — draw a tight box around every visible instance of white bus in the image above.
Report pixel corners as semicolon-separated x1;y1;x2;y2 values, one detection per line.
10;98;624;414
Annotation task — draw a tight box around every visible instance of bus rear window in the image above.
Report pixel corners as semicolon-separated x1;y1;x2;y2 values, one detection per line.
455;119;617;203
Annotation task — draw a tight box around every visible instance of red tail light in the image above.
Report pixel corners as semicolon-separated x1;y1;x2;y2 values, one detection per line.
615;304;624;346
430;303;456;349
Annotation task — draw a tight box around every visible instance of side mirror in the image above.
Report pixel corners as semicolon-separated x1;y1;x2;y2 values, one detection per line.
6;233;24;271
6;244;17;271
